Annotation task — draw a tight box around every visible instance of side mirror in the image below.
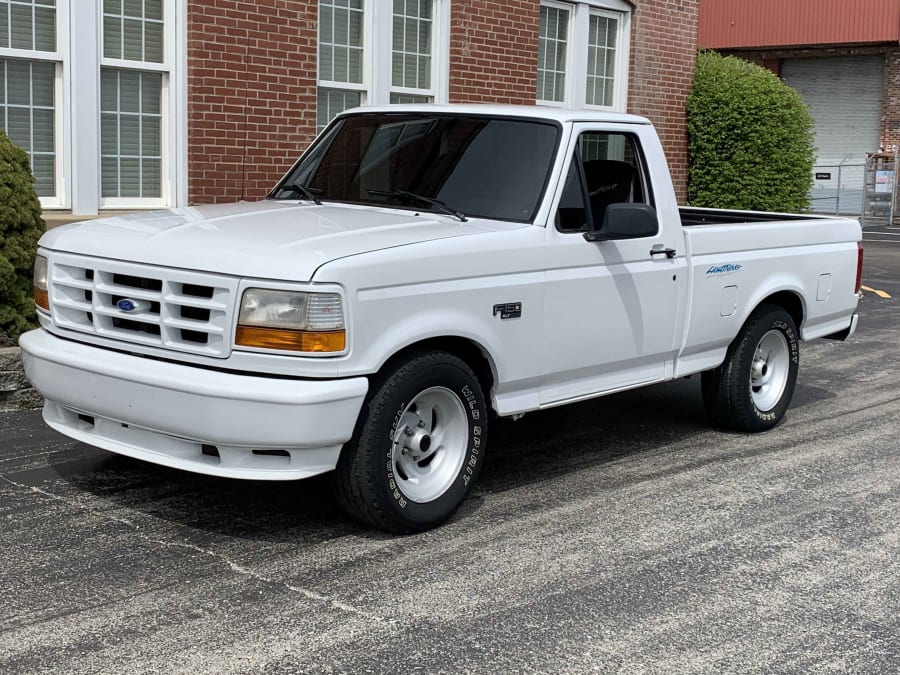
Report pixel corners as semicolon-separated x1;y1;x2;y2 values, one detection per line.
583;203;659;242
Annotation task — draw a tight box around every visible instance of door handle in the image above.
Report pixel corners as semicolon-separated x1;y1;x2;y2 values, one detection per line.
650;247;677;259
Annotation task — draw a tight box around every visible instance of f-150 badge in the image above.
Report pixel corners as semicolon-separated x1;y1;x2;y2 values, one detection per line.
493;302;522;319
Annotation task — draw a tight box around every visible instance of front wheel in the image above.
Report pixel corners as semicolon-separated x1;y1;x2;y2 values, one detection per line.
702;304;799;432
333;351;488;533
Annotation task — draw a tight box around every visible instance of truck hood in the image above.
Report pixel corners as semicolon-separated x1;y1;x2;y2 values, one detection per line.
40;200;490;281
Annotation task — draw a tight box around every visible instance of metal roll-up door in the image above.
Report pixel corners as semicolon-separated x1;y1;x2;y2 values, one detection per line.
782;56;884;214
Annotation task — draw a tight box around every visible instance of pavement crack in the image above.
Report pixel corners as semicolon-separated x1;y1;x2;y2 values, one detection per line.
0;474;387;625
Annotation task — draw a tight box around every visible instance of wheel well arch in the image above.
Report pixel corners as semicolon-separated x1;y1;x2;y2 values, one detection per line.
757;290;804;329
375;336;497;407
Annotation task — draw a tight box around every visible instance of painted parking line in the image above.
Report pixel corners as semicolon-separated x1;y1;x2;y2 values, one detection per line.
861;285;892;299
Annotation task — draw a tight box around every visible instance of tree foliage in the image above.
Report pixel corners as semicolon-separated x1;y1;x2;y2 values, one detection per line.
687;51;815;212
0;130;45;342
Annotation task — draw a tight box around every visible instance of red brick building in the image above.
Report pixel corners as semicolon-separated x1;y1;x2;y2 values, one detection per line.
1;0;698;219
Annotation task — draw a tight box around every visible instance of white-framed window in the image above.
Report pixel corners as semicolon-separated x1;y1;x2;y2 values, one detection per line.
537;0;631;111
0;0;184;213
100;0;169;207
0;0;65;206
316;0;449;132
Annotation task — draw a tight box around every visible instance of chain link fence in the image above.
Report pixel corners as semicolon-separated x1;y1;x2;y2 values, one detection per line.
810;162;865;217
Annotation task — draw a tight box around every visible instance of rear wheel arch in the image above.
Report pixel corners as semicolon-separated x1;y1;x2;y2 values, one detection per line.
755;290;804;334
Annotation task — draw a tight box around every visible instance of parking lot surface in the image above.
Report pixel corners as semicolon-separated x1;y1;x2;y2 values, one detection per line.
1;235;898;673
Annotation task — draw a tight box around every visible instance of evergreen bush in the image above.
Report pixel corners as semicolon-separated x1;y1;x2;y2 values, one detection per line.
687;51;815;212
0;130;45;341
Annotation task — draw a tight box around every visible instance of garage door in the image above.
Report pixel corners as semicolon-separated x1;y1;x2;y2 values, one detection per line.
782;56;883;213
782;56;883;163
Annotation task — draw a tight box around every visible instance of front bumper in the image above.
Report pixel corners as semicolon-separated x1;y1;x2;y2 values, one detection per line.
19;329;368;480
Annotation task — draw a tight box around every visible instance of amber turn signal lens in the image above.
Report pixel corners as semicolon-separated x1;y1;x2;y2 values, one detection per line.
235;326;345;352
34;287;50;311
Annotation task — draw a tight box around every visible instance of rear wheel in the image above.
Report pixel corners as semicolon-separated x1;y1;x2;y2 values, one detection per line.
333;350;488;533
702;304;799;432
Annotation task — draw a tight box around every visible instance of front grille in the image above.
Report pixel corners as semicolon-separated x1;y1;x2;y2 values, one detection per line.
48;254;237;358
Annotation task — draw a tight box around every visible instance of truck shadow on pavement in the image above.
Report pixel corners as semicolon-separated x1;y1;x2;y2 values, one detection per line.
55;377;748;541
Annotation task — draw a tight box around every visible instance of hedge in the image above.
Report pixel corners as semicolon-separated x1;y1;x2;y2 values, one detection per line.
0;130;45;342
687;51;815;213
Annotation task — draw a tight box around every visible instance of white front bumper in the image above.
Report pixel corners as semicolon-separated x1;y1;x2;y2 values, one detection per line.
19;329;368;480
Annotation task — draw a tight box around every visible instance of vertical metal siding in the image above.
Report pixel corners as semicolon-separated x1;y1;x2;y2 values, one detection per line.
699;0;900;48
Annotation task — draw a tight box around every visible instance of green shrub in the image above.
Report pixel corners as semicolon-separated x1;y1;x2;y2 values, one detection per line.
687;51;815;212
0;130;45;342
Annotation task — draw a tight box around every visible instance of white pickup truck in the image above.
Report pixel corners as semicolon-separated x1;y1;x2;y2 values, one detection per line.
21;105;862;532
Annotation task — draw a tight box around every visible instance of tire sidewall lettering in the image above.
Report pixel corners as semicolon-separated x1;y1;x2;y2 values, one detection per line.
381;366;486;517
750;315;799;422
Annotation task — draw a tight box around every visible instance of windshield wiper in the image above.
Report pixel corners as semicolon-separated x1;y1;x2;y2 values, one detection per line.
270;183;323;205
367;189;467;222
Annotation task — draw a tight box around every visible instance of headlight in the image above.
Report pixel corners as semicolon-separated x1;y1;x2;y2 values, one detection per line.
34;254;49;311
235;288;345;353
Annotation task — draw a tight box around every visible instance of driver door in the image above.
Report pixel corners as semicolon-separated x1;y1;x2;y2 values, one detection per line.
540;125;684;405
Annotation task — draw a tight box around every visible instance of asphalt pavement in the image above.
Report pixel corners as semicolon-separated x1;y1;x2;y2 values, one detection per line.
1;234;898;673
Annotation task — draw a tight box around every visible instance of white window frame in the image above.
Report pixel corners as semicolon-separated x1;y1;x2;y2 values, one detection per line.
0;1;187;214
537;0;574;107
98;0;176;210
0;0;69;208
538;0;631;112
317;0;450;130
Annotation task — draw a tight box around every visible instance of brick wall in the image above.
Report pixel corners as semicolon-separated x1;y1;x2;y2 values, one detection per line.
880;48;900;151
186;0;697;203
187;0;318;204
628;0;700;200
448;0;539;104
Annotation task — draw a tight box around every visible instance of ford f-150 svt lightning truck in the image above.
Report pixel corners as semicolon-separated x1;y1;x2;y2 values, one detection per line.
21;105;863;532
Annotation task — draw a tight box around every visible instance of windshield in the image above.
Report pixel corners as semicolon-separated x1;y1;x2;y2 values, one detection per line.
273;113;561;222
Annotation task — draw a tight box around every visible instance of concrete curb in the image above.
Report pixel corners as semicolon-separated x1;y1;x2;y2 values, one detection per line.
0;346;42;411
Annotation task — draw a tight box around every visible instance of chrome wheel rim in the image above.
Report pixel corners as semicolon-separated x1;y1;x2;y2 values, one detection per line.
750;329;790;412
391;386;468;503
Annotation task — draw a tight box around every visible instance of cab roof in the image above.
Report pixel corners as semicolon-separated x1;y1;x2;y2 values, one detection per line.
336;103;652;126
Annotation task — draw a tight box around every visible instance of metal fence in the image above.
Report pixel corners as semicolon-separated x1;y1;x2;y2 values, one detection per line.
810;161;866;217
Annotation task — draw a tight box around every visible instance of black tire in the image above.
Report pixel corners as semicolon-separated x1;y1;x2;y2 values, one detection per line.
333;350;488;533
701;304;799;432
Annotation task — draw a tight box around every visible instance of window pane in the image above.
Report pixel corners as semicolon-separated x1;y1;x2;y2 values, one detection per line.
144;21;163;61
316;87;360;132
537;5;568;103
32;107;53;152
104;16;122;58
34;5;54;50
392;0;432;92
0;59;56;197
32;154;55;195
123;18;142;59
101;113;118;155
145;0;162;21
104;0;164;63
32;60;54;106
4;0;56;51
0;5;7;49
142;158;161;197
101;68;163;198
10;4;32;49
318;0;364;84
390;92;431;104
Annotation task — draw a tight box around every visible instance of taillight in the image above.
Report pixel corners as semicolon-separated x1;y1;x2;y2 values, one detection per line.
855;242;864;294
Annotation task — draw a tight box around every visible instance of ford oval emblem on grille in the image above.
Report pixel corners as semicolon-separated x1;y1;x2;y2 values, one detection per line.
117;299;137;312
